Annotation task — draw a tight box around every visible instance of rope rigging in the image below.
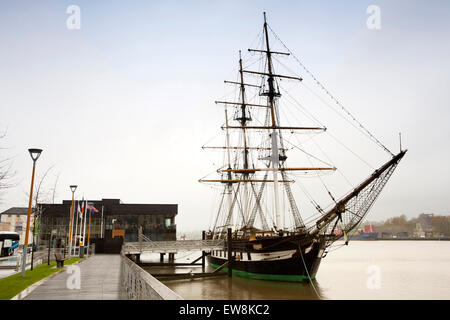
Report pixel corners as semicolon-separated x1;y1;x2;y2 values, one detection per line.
277;80;375;170
204;18;405;242
268;24;394;157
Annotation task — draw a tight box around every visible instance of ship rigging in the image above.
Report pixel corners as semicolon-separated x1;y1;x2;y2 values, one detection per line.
199;13;406;281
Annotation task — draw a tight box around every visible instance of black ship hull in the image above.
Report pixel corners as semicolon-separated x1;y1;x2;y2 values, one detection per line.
207;235;325;282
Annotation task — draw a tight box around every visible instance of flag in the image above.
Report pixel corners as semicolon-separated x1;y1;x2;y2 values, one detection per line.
87;203;99;213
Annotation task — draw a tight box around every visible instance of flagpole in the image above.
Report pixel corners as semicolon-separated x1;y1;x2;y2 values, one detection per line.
78;205;83;255
68;198;74;257
79;198;85;258
82;200;87;257
87;207;91;255
73;200;79;256
101;205;104;238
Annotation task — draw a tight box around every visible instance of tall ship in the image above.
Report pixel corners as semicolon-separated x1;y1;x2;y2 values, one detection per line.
200;13;406;282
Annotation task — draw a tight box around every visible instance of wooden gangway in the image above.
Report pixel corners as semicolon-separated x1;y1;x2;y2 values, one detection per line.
122;239;225;255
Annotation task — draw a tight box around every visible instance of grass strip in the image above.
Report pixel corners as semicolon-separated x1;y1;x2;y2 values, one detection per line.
0;257;83;300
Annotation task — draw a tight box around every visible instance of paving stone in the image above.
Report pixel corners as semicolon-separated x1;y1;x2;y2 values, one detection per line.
24;255;125;300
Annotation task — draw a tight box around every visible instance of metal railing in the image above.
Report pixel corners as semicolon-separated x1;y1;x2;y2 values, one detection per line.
0;255;20;269
14;247;65;270
120;254;183;300
67;244;96;258
12;244;96;271
123;239;225;254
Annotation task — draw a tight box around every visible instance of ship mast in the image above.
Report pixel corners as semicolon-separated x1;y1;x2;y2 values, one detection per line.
224;108;233;231
263;12;282;230
201;12;406;241
201;13;333;234
238;50;251;225
238;50;250;170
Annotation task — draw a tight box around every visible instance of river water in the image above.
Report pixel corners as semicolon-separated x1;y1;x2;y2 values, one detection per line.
141;241;450;300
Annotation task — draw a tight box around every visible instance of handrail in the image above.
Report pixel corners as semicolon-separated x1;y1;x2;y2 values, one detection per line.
120;254;183;300
122;239;225;253
140;234;152;242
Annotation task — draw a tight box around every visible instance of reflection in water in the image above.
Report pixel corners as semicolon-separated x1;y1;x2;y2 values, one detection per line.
147;269;323;300
141;253;323;300
140;241;450;300
185;275;321;300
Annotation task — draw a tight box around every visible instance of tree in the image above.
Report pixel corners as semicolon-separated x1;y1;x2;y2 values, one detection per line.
430;216;450;236
51;173;60;204
385;215;408;225
0;132;16;203
24;165;60;209
32;165;55;206
380;214;416;234
24;166;60;248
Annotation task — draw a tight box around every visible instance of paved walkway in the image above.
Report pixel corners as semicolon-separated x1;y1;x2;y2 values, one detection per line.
24;254;126;300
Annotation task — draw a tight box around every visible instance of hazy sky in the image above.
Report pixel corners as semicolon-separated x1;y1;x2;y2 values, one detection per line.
1;0;449;231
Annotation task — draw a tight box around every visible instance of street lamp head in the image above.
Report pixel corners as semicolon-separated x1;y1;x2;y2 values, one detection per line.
70;185;78;193
28;148;42;161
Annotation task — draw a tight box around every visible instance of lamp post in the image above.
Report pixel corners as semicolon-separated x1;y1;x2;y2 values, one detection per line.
87;203;92;256
80;199;87;258
68;185;77;258
21;148;42;278
30;205;40;270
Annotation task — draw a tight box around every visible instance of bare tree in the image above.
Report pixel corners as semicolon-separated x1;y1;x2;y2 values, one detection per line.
431;215;450;236
51;172;60;204
0;131;17;203
24;166;61;252
24;165;59;209
33;165;55;207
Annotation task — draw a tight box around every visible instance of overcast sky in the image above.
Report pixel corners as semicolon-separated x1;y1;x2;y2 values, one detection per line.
1;0;449;232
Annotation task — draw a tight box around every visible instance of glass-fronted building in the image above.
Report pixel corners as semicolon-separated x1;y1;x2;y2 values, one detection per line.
37;199;177;246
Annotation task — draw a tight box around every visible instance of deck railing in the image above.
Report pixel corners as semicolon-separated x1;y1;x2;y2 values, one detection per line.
120;254;183;300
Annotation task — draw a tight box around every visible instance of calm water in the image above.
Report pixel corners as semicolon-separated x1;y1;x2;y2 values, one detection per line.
141;241;450;300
